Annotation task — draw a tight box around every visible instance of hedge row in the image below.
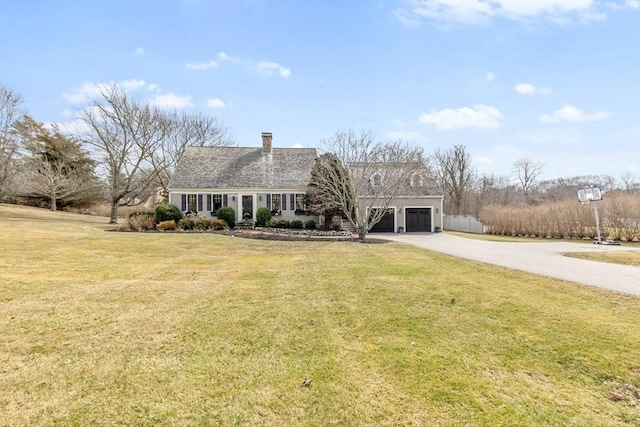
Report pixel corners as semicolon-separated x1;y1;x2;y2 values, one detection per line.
480;191;640;241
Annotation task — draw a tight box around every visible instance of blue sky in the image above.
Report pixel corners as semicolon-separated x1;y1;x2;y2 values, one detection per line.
1;0;639;181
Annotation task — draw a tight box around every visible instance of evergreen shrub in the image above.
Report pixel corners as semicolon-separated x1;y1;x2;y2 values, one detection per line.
155;203;183;223
216;207;236;228
179;218;195;230
194;218;210;230
265;219;278;228
256;207;272;226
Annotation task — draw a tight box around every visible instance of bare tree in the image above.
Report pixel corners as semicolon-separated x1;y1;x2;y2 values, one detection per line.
18;158;94;211
431;144;476;215
513;158;543;203
308;129;425;241
78;84;172;222
0;85;25;199
618;172;639;191
149;111;234;199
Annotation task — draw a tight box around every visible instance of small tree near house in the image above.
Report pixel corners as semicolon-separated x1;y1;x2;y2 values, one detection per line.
307;129;425;241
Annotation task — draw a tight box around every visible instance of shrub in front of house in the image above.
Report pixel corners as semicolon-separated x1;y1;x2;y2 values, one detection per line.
210;218;228;230
277;220;290;228
305;219;316;230
179;218;195;230
194;218;210;230
128;212;155;231
155;203;183;224
265;219;278;228
256;207;272;226
157;220;177;231
216;207;236;228
290;220;304;229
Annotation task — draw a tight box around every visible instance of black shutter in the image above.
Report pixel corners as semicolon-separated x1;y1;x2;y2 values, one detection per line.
266;194;271;208
181;194;187;211
290;194;295;211
223;194;228;206
281;193;287;210
206;194;212;211
197;195;203;211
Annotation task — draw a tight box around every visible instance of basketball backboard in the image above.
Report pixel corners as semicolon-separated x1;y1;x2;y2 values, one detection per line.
577;187;603;203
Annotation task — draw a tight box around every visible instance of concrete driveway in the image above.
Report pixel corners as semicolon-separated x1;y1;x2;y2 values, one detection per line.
377;233;640;296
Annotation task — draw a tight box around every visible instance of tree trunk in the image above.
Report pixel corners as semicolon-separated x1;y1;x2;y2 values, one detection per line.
357;228;368;242
50;196;57;211
109;202;119;223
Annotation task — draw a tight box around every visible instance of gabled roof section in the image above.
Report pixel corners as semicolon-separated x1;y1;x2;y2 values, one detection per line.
168;146;318;189
348;161;441;196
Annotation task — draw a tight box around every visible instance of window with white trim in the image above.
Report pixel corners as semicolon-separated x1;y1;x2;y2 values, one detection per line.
212;194;223;212
187;194;197;211
271;194;281;212
295;194;306;211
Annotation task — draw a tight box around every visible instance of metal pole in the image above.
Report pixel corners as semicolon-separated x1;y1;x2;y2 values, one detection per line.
593;203;602;245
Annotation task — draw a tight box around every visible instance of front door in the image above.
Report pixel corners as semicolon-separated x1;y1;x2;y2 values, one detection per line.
242;195;253;220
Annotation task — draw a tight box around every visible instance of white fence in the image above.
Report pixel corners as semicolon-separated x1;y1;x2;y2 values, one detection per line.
443;215;485;234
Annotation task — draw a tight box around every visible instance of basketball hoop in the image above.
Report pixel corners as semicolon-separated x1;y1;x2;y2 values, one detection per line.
577;187;603;244
577;187;602;203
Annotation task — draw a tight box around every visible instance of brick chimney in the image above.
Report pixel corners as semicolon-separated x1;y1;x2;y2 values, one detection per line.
262;132;272;154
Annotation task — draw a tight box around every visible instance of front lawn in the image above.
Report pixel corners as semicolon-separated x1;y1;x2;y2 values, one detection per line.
1;205;639;425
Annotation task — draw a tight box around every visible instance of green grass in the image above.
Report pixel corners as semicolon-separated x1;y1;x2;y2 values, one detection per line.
1;204;639;426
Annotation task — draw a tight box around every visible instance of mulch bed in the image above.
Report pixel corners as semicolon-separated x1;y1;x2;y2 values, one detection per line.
109;227;389;244
221;229;390;244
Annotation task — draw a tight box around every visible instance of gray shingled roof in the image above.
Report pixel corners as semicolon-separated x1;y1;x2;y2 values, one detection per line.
168;146;318;189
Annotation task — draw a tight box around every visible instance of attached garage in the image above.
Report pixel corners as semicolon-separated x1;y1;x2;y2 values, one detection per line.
405;208;431;232
369;209;395;233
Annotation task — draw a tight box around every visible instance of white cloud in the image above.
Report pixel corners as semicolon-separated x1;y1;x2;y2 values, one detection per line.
215;52;291;78
134;47;145;56
486;71;495;81
256;61;291;78
206;98;226;108
411;0;495;25
64;79;147;103
150;93;193;109
395;0;619;26
515;83;552;95
626;0;640;10
186;60;219;70
292;143;304;148
498;0;595;18
419;104;503;130
540;104;611;123
218;51;238;62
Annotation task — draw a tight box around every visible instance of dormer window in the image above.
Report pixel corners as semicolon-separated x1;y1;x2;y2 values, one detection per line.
411;172;423;188
371;173;383;188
